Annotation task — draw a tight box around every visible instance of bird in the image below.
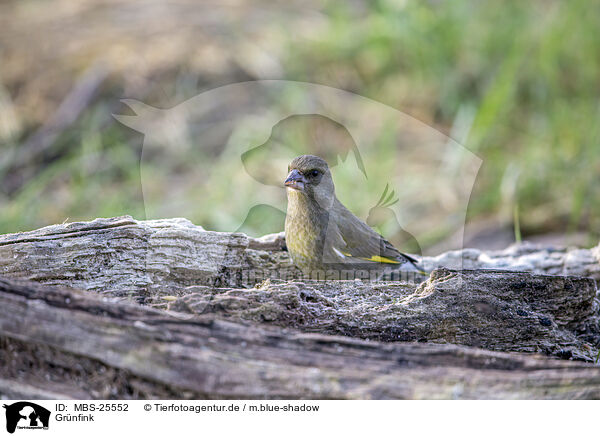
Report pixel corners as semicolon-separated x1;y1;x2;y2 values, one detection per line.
284;154;424;280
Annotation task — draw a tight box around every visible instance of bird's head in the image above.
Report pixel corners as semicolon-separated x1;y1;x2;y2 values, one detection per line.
284;155;335;209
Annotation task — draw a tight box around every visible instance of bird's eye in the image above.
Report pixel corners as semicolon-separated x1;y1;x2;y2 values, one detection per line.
308;169;320;178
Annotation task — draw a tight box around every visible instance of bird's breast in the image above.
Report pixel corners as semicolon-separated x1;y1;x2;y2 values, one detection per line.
285;195;327;270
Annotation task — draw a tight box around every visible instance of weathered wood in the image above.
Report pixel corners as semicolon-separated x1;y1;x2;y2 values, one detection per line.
0;216;298;299
427;241;600;282
1;217;598;301
1;276;600;400
1;217;599;399
168;268;600;361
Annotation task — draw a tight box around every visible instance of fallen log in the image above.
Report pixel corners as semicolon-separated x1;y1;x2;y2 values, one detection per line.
1;217;598;300
1;276;600;400
169;268;600;361
1;217;599;399
0;216;299;299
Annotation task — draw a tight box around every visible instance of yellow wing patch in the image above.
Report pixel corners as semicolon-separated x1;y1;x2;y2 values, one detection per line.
359;255;401;264
338;250;400;264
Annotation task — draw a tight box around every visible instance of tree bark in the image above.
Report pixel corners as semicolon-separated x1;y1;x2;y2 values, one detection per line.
1;217;598;297
0;216;599;399
168;268;600;361
1;276;600;400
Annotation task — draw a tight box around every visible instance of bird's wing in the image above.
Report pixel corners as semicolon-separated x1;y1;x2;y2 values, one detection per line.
330;200;421;269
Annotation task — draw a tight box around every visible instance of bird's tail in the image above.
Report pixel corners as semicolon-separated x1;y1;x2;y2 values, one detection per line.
399;252;427;274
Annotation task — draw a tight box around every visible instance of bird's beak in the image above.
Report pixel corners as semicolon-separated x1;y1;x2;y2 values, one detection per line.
284;169;306;191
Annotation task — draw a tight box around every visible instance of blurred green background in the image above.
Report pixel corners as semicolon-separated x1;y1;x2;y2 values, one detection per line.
0;0;598;252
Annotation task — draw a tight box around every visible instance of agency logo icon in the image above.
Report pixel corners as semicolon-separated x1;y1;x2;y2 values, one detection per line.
114;80;482;281
3;402;50;434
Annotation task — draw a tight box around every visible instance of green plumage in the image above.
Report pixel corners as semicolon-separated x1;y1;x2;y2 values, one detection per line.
284;155;422;279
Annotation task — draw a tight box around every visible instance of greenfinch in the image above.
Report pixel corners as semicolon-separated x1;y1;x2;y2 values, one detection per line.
284;155;423;280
